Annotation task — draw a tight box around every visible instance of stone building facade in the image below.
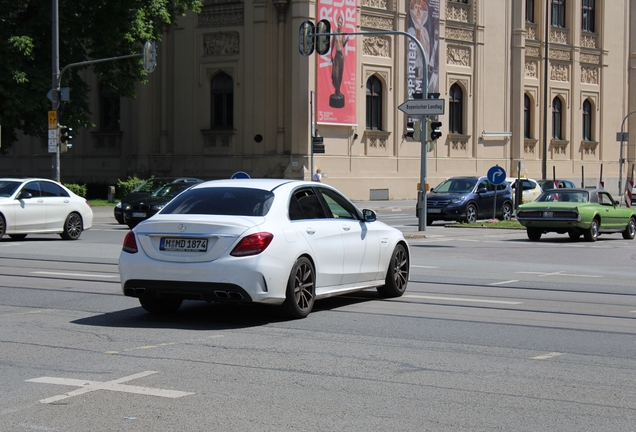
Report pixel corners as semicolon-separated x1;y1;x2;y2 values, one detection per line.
4;0;636;200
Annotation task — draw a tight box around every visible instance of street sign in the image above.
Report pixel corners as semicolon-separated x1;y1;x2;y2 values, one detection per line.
617;132;628;142
398;99;445;116
48;110;57;127
487;165;506;185
231;171;250;179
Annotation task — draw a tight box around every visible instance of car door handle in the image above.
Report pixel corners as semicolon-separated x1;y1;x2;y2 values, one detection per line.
305;228;316;235
341;225;351;231
37;199;44;203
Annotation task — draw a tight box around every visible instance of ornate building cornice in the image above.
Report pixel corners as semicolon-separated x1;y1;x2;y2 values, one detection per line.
363;36;391;57
199;4;244;27
445;26;474;43
203;32;240;56
360;13;393;30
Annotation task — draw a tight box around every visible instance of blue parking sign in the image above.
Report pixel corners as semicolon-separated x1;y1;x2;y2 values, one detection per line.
487;165;506;185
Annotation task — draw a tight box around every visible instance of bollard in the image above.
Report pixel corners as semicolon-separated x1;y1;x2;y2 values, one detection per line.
108;186;115;203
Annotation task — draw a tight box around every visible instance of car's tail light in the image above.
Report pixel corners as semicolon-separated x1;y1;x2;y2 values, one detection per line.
84;200;92;207
122;231;138;254
230;232;274;257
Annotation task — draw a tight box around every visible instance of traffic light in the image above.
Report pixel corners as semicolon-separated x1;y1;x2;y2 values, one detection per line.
312;136;325;154
406;120;422;141
59;126;73;153
315;19;331;55
430;121;442;141
424;119;435;152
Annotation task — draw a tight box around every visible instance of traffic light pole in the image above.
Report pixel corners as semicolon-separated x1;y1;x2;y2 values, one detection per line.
309;29;429;229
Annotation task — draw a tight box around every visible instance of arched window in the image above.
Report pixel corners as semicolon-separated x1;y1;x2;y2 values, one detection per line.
365;76;382;130
526;0;535;23
211;73;233;129
552;0;565;28
582;0;595;33
524;94;532;139
552;97;562;140
100;82;120;132
449;84;463;134
582;99;592;141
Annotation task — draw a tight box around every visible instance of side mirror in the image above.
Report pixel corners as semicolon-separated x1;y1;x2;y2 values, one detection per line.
18;191;32;199
362;209;377;222
478;187;488;194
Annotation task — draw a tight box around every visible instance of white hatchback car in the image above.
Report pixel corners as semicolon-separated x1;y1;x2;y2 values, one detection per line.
0;178;93;240
118;179;410;318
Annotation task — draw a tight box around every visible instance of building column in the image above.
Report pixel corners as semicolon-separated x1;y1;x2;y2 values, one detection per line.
274;0;290;155
510;0;526;176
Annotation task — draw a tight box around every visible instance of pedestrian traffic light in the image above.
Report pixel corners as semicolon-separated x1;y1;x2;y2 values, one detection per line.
406;120;422;141
430;121;442;141
424;119;435;152
315;19;331;55
59;126;73;152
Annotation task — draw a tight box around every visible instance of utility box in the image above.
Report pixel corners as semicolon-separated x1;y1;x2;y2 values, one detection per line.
108;186;116;203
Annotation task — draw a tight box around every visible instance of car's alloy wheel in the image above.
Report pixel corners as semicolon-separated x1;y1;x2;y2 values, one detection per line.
60;212;83;240
501;203;513;221
527;228;542;241
622;218;636;240
139;298;183;314
377;243;409;298
283;257;315;319
465;204;477;224
584;219;599;242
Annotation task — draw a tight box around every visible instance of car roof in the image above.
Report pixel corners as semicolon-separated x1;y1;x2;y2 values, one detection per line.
191;178;315;191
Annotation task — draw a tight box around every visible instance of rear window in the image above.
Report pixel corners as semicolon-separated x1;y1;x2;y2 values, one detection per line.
0;181;21;197
160;187;275;216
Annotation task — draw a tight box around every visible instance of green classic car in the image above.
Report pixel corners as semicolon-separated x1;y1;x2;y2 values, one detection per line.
516;188;636;242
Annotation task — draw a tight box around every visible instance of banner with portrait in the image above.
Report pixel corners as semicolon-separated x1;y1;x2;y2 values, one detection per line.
406;0;440;99
316;0;358;126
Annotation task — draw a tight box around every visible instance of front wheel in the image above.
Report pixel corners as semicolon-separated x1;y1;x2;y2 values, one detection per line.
139;298;183;314
465;204;477;224
377;243;409;298
584;219;599;242
527;228;542;241
60;212;83;240
622;218;636;240
282;257;315;319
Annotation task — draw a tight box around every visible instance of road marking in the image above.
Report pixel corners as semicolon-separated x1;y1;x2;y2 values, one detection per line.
489;280;519;285
630;310;636;314
411;265;440;269
516;271;602;278
532;352;564;360
405;294;523;305
27;371;194;404
105;335;224;355
31;271;118;279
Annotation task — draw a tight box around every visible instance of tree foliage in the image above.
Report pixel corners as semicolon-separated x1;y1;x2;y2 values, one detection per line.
0;0;202;149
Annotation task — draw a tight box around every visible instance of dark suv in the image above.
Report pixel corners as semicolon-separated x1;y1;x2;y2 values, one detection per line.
424;176;513;225
114;177;203;224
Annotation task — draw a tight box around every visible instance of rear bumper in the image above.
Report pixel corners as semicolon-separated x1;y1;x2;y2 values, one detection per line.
123;279;252;302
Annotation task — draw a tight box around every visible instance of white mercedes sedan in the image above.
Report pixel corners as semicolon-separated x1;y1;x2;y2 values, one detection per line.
0;178;93;241
118;179;410;318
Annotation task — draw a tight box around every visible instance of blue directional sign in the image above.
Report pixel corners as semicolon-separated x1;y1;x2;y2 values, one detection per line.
231;171;250;179
487;165;506;185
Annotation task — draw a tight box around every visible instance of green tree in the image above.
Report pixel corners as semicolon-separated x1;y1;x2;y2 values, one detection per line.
0;0;201;150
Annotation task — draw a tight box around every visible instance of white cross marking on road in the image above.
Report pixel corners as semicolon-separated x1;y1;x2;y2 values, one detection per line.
26;371;194;404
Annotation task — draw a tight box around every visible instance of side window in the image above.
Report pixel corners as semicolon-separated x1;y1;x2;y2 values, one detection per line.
40;181;68;197
290;189;328;220
477;180;490;191
22;182;41;197
598;193;613;206
317;188;359;219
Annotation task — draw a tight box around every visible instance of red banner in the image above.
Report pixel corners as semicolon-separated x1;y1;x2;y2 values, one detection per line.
316;0;357;125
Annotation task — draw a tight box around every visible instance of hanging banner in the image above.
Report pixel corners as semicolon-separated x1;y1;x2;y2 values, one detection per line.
406;0;440;99
316;0;357;126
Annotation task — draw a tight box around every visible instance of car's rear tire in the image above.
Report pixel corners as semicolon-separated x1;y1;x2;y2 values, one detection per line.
377;243;409;298
0;214;6;240
59;212;83;240
622;218;636;240
568;231;580;240
465;204;477;224
139;298;182;314
501;202;513;221
282;257;315;319
584;219;599;242
9;234;27;240
527;228;542;241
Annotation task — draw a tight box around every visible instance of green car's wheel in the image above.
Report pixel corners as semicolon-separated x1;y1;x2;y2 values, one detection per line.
584;219;599;242
527;228;541;241
622;218;636;240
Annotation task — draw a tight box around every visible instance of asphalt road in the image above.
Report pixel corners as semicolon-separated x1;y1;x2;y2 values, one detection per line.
0;205;634;431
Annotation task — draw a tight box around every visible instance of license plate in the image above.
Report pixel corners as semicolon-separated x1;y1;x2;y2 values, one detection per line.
543;211;553;218
132;212;146;218
160;237;208;252
428;208;442;213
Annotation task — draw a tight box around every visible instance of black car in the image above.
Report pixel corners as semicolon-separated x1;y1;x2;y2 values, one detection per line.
122;182;201;228
114;177;203;224
423;176;513;225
